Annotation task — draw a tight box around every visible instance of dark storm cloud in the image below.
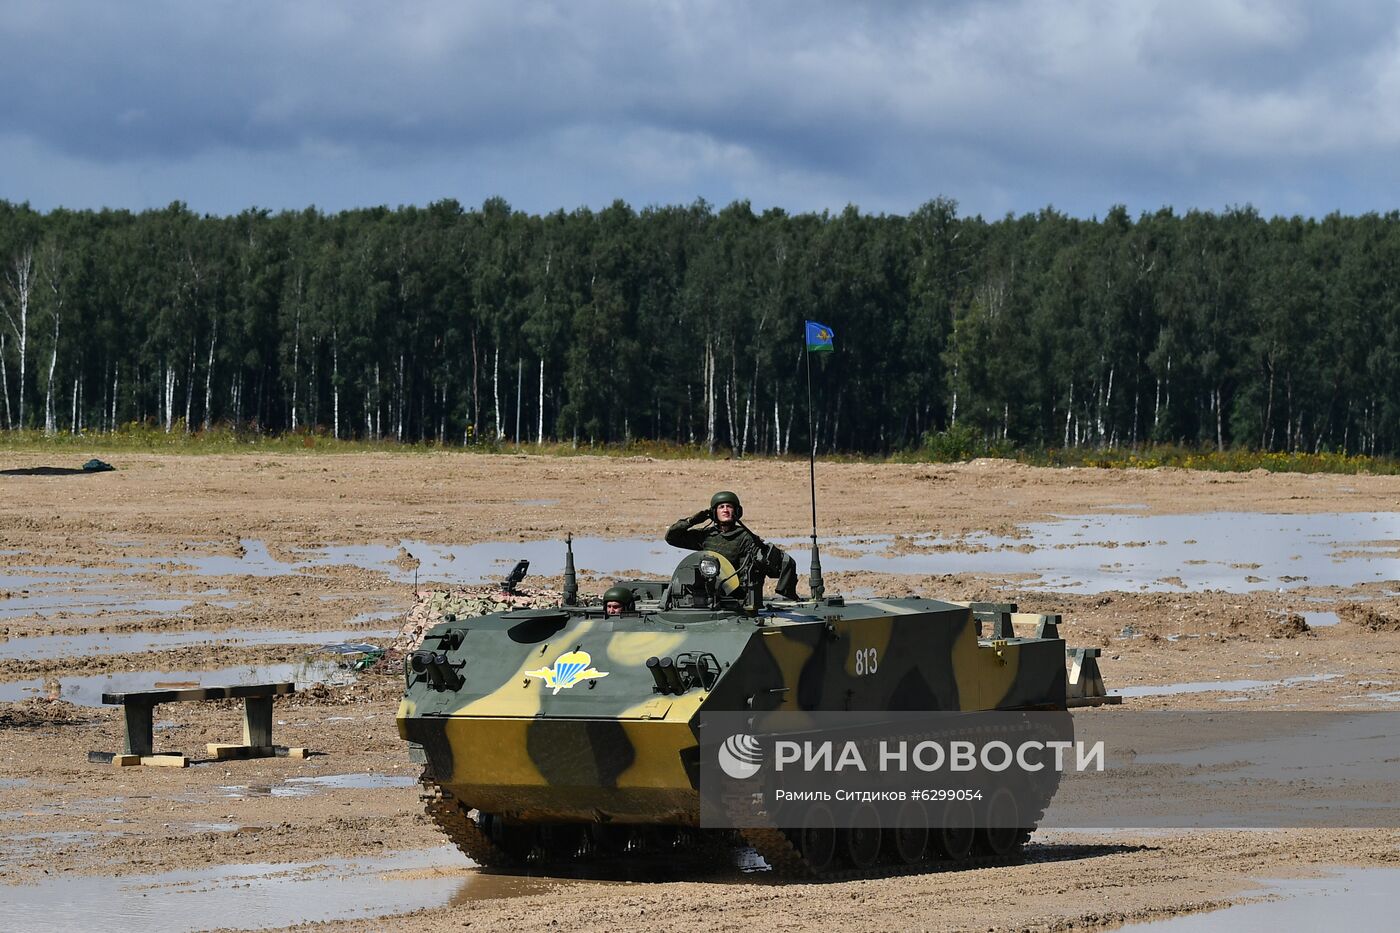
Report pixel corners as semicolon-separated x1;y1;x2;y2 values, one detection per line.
2;0;1399;217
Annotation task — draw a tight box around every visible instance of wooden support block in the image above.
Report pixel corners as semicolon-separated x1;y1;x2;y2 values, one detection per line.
208;743;309;760
141;754;188;768
209;743;270;760
1067;695;1124;708
112;754;141;767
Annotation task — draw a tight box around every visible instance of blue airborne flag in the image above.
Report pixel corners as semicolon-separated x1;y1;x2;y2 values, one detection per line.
805;321;835;353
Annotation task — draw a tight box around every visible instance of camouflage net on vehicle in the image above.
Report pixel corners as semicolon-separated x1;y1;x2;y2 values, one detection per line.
392;586;565;654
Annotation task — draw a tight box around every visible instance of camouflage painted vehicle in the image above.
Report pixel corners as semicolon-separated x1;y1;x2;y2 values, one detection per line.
397;546;1070;878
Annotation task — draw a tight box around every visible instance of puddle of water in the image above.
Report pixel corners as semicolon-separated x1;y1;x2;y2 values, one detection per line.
1113;673;1341;699
0;595;194;620
1267;609;1340;630
515;498;560;506
800;512;1400;593
0;572;72;588
219;773;418;798
1366;691;1400;703
0;777;31;788
0;659;355;706
0;628;397;662
9;511;1396;601
346;608;403;625
0;846;529;933
1124;867;1400;931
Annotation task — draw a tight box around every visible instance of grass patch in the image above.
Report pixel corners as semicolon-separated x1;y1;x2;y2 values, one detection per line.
3;424;1398;474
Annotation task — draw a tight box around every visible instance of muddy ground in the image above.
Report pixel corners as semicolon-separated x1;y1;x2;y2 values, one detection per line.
1;451;1398;931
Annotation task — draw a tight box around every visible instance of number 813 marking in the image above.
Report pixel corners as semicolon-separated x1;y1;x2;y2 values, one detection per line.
854;647;879;676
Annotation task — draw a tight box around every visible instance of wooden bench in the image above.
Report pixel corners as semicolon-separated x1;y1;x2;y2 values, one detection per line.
95;682;308;767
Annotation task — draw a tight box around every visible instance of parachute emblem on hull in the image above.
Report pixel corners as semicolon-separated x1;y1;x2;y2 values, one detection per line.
525;650;610;694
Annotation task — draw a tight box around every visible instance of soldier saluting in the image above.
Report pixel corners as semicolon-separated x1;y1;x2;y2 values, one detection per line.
665;491;800;600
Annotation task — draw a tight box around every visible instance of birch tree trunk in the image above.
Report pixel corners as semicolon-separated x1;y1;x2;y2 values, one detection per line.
704;341;715;454
184;345;194;432
537;358;544;444
949;362;959;428
164;363;176;432
364;371;373;439
1161;356;1171;439
331;328;340;440
2;248;34;429
44;312;58;435
470;328;479;441
71;376;79;434
42;251;63;436
1262;359;1275;449
203;319;217;431
1064;380;1074;447
1;332;11;429
515;357;522;443
290;305;301;432
1214;386;1224;451
110;362;118;432
773;398;781;456
492;345;502;440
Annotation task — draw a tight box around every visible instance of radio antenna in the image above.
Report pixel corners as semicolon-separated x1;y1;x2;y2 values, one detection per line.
803;322;833;600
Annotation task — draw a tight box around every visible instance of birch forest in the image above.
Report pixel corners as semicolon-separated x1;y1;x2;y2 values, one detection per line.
2;196;1399;456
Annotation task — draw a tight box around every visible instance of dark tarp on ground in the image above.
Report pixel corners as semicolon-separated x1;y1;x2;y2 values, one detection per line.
0;459;115;476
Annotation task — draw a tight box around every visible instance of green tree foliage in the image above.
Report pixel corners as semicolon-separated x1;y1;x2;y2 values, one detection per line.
2;196;1400;456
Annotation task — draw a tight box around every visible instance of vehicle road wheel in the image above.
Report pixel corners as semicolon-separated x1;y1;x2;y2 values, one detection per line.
934;800;975;860
797;804;838;872
842;803;882;869
977;788;1022;857
484;813;536;861
889;799;929;865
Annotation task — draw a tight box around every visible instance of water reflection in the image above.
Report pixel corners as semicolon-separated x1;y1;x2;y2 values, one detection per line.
1121;867;1400;930
0;659;355;706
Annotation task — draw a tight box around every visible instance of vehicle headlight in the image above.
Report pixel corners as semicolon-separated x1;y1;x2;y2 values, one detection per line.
698;557;720;579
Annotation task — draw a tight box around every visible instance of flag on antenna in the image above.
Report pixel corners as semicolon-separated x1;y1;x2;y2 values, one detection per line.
805;321;835;353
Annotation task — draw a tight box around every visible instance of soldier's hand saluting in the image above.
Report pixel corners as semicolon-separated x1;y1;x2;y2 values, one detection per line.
687;509;711;526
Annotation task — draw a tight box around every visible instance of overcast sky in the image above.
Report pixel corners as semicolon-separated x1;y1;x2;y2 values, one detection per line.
3;0;1399;219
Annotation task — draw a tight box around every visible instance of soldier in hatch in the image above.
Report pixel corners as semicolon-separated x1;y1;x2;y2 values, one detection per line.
665;490;800;600
602;585;635;616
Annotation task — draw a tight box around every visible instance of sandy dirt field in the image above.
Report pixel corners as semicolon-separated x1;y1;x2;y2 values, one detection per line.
1;450;1398;931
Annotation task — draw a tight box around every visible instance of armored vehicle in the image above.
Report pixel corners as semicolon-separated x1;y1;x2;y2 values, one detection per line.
398;546;1070;878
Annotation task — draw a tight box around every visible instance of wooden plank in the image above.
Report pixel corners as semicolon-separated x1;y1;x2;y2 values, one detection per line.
207;743;309;760
1067;695;1123;707
139;754;188;768
102;682;295;706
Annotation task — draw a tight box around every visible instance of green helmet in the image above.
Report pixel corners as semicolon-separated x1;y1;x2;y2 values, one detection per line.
709;490;743;521
602;585;635;611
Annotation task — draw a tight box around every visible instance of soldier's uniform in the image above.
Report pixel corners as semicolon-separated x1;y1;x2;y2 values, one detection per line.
665;492;800;600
